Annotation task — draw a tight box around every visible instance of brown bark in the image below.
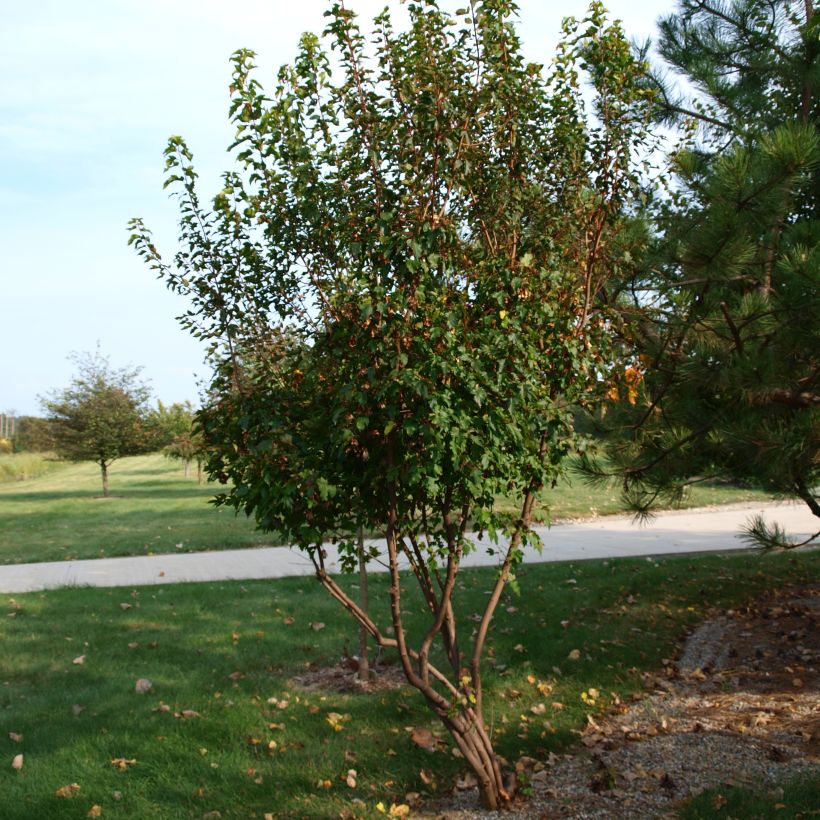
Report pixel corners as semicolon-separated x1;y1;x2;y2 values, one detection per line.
100;461;109;498
356;526;371;682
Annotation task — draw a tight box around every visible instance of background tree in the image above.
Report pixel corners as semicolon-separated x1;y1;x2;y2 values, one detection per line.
131;0;652;807
42;351;156;497
150;400;197;447
11;416;58;453
590;0;819;548
164;429;207;482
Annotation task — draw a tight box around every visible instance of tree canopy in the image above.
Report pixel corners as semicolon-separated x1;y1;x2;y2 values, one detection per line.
42;350;156;497
131;0;653;807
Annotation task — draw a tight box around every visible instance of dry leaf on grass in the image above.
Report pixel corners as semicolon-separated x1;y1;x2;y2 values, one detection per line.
568;649;581;660
346;769;357;788
11;754;23;771
55;783;81;798
111;758;137;770
409;727;437;751
73;655;86;665
134;678;153;694
326;712;350;731
87;806;102;818
310;622;325;631
9;732;22;742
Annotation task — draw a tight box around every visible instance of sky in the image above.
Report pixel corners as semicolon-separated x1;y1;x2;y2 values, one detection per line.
0;0;675;417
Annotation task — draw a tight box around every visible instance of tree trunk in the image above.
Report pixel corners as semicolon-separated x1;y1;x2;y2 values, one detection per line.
183;458;190;478
100;461;109;498
357;526;371;682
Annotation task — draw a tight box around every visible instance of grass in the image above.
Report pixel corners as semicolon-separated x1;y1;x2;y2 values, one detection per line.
0;453;62;484
1;549;817;818
0;453;772;565
0;455;272;565
679;775;820;819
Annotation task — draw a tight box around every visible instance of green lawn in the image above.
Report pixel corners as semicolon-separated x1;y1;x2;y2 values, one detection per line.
0;455;271;565
0;453;772;565
0;550;817;819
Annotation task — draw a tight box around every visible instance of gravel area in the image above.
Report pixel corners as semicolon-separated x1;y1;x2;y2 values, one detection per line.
415;585;820;818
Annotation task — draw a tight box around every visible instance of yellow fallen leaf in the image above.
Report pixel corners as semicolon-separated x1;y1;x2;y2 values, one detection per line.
55;783;81;798
111;758;137;770
568;649;581;660
87;806;102;818
326;712;350;731
388;805;410;818
11;754;23;771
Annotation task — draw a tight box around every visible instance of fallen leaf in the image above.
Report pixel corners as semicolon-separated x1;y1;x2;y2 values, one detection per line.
513;643;526;653
127;642;139;650
72;704;86;716
455;773;478;790
120;603;132;611
326;712;350;731
73;655;86;665
11;754;23;771
178;710;201;719
8;732;22;742
712;793;728;810
227;671;244;681
283;616;294;626
87;806;102;817
568;649;581;660
310;622;325;631
134;678;153;694
346;769;357;788
112;791;122;801
388;805;410;818
111;758;137;770
419;768;435;785
530;703;546;715
409;727;437;751
55;783;81;798
316;778;332;789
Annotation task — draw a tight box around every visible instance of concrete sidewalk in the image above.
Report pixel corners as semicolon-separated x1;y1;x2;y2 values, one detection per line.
0;501;816;594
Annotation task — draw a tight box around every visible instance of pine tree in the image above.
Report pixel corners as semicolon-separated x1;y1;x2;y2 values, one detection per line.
595;0;819;547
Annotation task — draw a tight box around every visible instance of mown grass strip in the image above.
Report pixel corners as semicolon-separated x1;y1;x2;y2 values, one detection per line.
0;453;771;565
1;549;816;818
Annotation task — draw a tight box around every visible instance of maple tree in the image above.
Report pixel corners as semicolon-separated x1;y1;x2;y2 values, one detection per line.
130;0;652;807
42;350;156;497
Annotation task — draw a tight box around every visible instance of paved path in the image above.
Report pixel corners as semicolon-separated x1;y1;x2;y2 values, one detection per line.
0;501;816;594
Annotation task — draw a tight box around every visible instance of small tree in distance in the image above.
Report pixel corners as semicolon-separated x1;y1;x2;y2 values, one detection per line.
131;0;653;807
43;350;155;497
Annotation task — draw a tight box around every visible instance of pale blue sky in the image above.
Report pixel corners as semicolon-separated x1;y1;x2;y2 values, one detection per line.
0;0;674;416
